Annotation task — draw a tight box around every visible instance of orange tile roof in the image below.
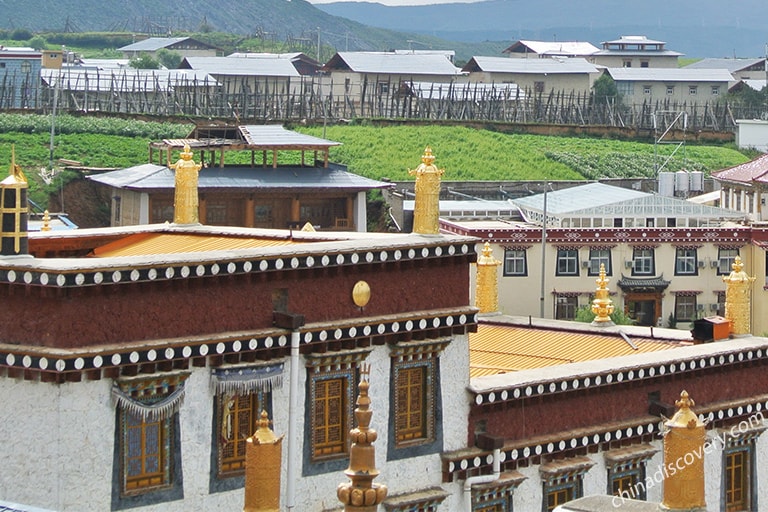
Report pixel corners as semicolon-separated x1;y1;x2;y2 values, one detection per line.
90;233;297;257
469;323;680;378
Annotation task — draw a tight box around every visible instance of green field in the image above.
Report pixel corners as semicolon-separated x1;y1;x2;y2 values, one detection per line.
295;124;751;182
0;114;752;206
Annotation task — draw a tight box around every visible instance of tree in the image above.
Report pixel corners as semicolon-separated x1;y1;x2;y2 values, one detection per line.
156;48;182;69
592;73;620;105
574;305;634;325
27;35;49;50
129;53;160;70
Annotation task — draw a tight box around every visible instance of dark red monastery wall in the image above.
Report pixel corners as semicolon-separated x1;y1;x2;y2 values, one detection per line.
0;256;471;348
469;359;768;445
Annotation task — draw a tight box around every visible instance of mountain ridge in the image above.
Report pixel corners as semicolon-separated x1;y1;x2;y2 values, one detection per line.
316;0;768;59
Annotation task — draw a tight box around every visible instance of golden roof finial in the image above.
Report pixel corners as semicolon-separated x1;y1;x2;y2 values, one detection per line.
3;145;27;184
1;144;29;256
590;263;615;325
170;143;202;225
408;146;444;235
722;255;755;335
244;409;283;512
41;210;52;231
475;242;501;314
337;363;387;511
662;390;706;511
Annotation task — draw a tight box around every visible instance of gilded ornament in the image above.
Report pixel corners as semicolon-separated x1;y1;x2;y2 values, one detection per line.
352;280;371;308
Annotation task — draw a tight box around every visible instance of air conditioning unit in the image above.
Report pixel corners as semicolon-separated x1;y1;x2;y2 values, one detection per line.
710;260;719;268
582;261;590;268
625;261;633;269
710;303;719;311
697;304;704;311
697;261;705;268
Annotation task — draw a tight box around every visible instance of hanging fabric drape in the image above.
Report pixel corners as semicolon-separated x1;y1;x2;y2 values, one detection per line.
111;384;186;421
211;363;284;395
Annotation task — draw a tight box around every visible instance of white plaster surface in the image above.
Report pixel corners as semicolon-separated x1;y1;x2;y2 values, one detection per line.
0;332;470;511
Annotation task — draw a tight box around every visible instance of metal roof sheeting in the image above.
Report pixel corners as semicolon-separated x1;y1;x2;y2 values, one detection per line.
181;56;300;77
684;57;766;73
325;52;462;76
711;153;768;183
463;56;599;75
41;68;219;92
606;67;734;82
469;323;679;378
511;40;600;56
91;233;297;258
87;164;390;192
238;125;340;147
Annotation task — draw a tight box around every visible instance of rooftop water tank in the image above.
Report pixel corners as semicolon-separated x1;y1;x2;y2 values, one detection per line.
676;170;690;193
659;172;675;197
690;170;704;192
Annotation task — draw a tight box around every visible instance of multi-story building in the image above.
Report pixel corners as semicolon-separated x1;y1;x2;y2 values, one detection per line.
440;182;767;332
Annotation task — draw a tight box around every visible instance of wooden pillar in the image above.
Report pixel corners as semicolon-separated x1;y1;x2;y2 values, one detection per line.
272;149;278;168
346;197;354;229
291;197;300;225
199;195;207;224
245;196;255;227
219;149;224;168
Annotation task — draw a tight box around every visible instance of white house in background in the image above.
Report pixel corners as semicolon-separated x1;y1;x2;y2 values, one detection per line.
179;56;301;95
461;56;600;95
684;57;767;81
118;37;222;59
502;40;600;59
604;67;734;105
320;51;463;107
227;52;322;76
735;120;768;153
590;35;682;68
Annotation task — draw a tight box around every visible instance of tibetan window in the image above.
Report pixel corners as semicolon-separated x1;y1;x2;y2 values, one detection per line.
390;339;448;450
471;472;526;512
556;249;579;276
631;248;655;276
674;247;698;275
112;372;189;497
382;487;449;512
674;293;699;322
604;444;657;501
718;248;740;275
211;363;282;479
721;424;764;512
306;349;371;463
588;248;612;276
540;458;594;512
503;248;527;276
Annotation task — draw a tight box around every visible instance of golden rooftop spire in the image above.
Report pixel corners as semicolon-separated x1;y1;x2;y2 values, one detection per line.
408;146;444;235
722;256;755;335
661;390;706;511
590;263;615;326
1;145;29;256
244;410;283;512
170;143;202;225
475;242;501;313
337;363;387;511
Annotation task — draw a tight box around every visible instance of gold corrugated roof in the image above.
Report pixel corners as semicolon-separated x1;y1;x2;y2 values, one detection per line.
91;233;296;257
469;324;679;378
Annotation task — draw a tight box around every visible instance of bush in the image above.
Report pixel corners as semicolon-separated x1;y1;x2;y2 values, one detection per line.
574;305;634;325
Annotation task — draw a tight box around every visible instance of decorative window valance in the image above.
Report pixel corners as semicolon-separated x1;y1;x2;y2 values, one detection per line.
540;457;595;486
112;371;190;421
604;444;658;472
390;338;451;362
502;244;533;251
673;243;703;250
715;243;745;249
588;244;617;251
555;245;583;251
630;244;659;250
211;362;284;395
305;347;372;374
671;290;703;296
718;424;767;447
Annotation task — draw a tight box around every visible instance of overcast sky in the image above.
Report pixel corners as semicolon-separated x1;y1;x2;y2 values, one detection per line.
308;0;484;6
